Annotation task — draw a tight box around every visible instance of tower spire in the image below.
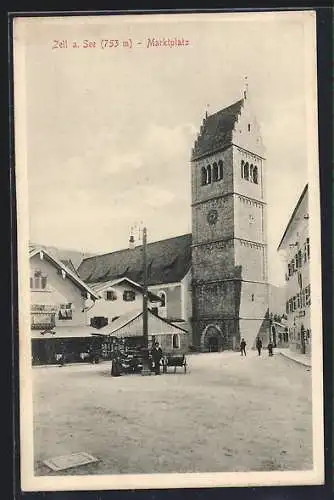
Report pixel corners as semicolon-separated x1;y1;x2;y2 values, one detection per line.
243;75;249;100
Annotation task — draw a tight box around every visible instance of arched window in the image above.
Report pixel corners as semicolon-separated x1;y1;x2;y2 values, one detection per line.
244;162;249;181
206;165;212;184
159;291;166;308
241;160;244;178
250;164;254;182
218;160;223;180
253;166;258;184
172;334;180;349
201;166;207;186
212;162;219;182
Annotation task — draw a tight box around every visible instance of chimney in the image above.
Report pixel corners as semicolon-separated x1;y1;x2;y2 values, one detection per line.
129;234;135;250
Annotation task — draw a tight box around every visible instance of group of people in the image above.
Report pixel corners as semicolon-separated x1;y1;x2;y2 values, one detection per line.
240;337;274;357
111;341;164;377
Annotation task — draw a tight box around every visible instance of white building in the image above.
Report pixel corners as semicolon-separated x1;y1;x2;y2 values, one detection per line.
277;184;311;354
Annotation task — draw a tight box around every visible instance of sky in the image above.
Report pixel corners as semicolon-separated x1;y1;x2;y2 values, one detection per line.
15;12;318;287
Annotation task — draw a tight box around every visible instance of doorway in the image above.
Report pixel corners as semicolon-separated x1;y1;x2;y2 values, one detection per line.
208;336;219;352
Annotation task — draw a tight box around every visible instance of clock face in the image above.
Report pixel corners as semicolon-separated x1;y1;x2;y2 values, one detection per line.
207;209;218;225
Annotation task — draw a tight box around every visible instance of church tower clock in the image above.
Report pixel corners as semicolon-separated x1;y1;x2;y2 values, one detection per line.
191;85;269;351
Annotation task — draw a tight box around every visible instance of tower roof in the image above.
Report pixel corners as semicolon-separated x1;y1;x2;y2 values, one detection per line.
191;99;244;160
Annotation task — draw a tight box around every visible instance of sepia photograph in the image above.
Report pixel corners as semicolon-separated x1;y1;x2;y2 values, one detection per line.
13;11;324;491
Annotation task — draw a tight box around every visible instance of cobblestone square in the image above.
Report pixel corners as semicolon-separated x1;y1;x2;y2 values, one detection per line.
33;351;312;475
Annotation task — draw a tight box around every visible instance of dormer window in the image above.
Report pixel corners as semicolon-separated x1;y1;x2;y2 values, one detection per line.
123;290;136;302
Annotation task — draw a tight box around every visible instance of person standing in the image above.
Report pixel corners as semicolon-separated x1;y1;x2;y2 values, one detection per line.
240;338;247;356
267;340;274;357
256;337;263;356
151;342;163;375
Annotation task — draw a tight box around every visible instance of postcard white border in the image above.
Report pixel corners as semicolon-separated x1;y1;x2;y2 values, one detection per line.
13;10;324;491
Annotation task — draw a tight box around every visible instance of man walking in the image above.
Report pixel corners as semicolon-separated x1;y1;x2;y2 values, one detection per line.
240;338;247;356
256;337;263;356
151;341;163;375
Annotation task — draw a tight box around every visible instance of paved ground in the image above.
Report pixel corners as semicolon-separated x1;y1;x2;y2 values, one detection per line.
33;351;312;475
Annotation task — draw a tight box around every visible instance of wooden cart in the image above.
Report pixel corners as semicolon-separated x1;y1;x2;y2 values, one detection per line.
162;354;187;374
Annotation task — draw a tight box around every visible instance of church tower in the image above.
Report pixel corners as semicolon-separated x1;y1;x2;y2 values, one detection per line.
191;84;269;351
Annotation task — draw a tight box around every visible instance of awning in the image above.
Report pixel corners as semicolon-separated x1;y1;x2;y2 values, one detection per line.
31;325;100;340
96;309;188;339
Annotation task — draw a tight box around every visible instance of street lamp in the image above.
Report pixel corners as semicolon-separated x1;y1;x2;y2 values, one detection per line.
129;222;151;375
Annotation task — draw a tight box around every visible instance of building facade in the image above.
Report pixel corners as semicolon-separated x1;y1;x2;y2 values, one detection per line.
77;234;193;335
87;277;161;328
29;247;100;364
191;89;269;351
277;185;311;354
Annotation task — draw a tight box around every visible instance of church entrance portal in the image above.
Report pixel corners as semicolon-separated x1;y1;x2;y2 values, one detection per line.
201;325;224;352
208;336;219;352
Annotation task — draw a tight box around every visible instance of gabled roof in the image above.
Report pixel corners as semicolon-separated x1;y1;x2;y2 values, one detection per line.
60;259;78;276
29;246;100;300
94;308;189;338
89;277;162;303
277;184;309;251
77;233;192;286
191;99;244;160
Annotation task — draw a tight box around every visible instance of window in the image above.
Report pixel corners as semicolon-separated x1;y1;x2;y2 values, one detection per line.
123;290;136;302
297;293;300;309
218;160;223;180
286;301;289;314
172;334;180;349
253;166;258;184
241;160;244;178
201;166;207;186
250;164;254;182
305;285;311;306
30;269;48;290
306;238;310;260
31;312;55;330
292;296;297;311
58;303;73;320
106;290;117;301
248;123;251;132
212;162;219;182
206;164;212;184
90;316;108;329
244;162;249;180
159;291;166;308
251;294;254;302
